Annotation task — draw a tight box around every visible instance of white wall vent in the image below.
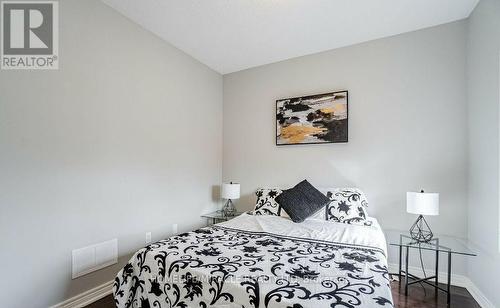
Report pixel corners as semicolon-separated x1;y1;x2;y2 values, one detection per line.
72;239;118;279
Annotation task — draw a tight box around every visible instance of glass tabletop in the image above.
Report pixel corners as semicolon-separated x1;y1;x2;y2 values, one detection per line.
201;210;243;219
385;230;477;256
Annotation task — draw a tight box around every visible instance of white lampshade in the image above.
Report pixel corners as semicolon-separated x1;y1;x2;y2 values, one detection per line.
221;182;240;200
407;191;439;216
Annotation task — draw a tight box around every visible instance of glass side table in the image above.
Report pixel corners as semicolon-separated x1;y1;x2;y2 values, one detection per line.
388;232;476;305
201;210;243;225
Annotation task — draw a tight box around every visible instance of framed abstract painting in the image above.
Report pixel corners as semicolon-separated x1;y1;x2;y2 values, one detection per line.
276;90;348;145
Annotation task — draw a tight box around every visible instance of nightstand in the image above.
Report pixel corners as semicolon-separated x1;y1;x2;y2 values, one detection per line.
201;210;242;225
388;232;476;305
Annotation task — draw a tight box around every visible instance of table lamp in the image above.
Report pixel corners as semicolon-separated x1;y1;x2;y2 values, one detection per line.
407;190;439;242
221;182;240;217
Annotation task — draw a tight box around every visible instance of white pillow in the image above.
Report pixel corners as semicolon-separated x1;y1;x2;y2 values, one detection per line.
325;188;371;226
253;188;289;217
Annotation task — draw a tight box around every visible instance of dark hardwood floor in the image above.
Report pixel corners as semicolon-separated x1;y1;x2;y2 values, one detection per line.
391;281;480;308
85;295;115;308
87;281;480;308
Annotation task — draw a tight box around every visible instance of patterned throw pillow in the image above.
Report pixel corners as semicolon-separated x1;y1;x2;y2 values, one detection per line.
253;188;288;217
326;188;371;226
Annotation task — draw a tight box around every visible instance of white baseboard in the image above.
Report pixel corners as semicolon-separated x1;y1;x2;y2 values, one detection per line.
388;263;468;287
463;279;496;308
50;280;113;308
388;263;495;308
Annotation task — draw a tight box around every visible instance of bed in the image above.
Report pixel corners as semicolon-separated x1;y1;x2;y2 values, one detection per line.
113;213;393;308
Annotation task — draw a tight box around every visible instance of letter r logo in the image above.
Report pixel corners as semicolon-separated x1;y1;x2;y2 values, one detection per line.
2;2;54;55
9;8;48;49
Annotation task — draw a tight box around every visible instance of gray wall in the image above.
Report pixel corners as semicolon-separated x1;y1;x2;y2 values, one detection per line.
223;21;469;257
467;0;500;306
0;1;222;307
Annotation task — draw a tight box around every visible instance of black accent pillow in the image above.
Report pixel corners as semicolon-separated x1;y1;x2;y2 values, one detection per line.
276;180;331;223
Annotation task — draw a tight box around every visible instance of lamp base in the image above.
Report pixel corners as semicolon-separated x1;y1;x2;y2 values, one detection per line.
222;199;236;217
410;214;433;243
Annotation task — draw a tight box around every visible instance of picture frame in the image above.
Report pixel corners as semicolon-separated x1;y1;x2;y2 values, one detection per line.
276;90;348;145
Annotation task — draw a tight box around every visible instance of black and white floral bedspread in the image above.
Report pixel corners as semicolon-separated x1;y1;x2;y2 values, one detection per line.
114;225;393;308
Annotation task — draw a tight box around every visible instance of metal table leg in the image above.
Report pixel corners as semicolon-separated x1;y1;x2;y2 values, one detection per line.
447;252;452;305
405;245;409;295
399;244;402;286
435;249;439;296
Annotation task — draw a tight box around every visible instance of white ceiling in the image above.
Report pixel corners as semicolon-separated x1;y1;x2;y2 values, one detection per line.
102;0;478;74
